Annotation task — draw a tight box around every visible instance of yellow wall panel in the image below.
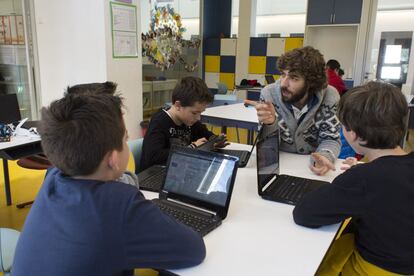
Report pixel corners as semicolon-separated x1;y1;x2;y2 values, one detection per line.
248;56;266;74
284;38;304;52
219;73;235;90
205;55;220;72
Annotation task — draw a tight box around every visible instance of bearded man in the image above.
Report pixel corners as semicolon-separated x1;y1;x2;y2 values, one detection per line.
245;46;341;176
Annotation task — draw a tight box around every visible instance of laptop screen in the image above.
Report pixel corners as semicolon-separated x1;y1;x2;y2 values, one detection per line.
256;129;280;192
0;94;21;124
163;150;237;207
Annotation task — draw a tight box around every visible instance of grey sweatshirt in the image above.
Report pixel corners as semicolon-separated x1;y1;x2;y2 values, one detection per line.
261;81;341;164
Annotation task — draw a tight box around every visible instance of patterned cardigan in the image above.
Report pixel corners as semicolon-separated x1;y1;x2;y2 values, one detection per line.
260;81;341;164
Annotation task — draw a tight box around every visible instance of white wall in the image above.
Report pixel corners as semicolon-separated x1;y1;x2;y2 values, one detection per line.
33;0;142;138
34;0;107;106
104;0;142;138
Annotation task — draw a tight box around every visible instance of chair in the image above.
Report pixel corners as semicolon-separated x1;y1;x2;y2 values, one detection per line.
0;228;20;276
128;138;144;174
16;154;52;209
216;82;228;94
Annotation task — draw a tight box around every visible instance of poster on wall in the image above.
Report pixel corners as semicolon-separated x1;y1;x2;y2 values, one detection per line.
110;2;138;58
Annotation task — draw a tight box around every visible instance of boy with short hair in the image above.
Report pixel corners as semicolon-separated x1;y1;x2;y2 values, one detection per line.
13;85;206;276
293;81;414;275
140;76;216;172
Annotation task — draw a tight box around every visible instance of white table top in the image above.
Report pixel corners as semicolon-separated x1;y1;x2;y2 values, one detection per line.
143;144;343;276
202;103;259;124
0;135;41;151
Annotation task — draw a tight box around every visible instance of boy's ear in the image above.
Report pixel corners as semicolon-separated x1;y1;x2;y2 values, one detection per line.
107;150;120;171
174;100;182;110
349;129;359;142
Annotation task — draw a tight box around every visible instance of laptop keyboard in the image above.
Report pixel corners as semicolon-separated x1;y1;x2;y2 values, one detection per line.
270;176;310;203
139;170;166;191
154;201;216;234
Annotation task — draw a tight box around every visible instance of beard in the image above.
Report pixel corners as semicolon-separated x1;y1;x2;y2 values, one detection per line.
281;86;308;104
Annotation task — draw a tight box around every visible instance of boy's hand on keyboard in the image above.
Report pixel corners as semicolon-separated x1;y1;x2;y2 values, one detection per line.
192;137;208;147
213;134;230;148
309;153;336;176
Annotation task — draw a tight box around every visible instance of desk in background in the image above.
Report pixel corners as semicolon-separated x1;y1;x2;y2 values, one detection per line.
0;136;42;205
143;143;343;275
201;103;259;144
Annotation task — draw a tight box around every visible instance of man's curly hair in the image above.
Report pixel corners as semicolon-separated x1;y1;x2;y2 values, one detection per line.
277;46;327;96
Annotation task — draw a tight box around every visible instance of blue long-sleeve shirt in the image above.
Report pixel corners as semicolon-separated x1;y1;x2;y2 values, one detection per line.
12;168;206;276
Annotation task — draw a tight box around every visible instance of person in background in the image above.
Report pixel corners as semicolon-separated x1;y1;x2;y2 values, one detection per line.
293;81;414;275
140;76;226;172
326;59;347;96
13;85;206;276
245;46;341;176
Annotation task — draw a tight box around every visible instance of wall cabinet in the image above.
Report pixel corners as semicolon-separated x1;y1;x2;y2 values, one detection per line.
307;0;363;25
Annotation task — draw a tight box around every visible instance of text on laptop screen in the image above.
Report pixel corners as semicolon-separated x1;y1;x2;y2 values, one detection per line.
257;130;280;188
164;152;236;207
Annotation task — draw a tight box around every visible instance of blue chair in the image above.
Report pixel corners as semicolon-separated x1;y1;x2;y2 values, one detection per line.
128;138;144;174
0;228;20;276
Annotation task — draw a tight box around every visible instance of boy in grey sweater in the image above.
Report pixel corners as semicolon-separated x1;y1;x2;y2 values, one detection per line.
246;46;341;175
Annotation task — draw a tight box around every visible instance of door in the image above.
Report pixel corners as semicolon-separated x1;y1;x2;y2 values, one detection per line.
307;0;334;25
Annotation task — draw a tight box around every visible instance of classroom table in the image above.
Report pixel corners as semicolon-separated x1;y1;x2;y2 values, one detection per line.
143;143;343;276
0;135;42;205
201;103;259;144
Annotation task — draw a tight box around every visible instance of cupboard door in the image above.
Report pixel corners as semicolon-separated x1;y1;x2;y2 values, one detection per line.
333;0;362;24
307;0;335;25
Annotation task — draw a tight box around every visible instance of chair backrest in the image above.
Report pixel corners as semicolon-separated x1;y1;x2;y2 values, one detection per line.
128;138;144;174
0;228;20;276
216;82;228;94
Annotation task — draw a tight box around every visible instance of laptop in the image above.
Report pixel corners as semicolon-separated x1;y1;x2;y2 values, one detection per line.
0;94;21;124
152;147;239;236
137;165;167;192
0;94;39;129
198;134;259;168
265;75;275;85
256;129;329;205
214;132;260;167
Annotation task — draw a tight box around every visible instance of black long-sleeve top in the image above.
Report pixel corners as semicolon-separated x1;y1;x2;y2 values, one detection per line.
139;109;213;172
293;152;414;274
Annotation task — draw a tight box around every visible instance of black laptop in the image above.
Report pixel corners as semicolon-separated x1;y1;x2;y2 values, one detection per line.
198;134;259;168
137;165;167;192
0;94;38;129
152;147;239;236
256;129;329;205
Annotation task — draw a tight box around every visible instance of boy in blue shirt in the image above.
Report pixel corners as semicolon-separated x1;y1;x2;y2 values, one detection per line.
293;81;414;275
13;84;205;276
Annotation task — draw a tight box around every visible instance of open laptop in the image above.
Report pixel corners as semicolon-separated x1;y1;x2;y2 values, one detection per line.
0;94;39;129
137;165;167;192
198;134;259;168
265;75;275;85
0;94;21;124
256;129;329;205
152;147;239;236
